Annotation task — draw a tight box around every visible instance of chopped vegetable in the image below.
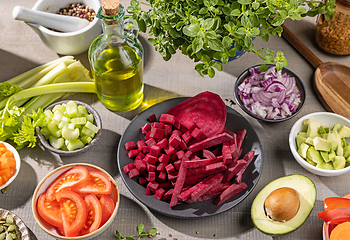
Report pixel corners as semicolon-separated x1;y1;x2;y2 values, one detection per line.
237;66;301;120
329;222;350;240
0;142;17;187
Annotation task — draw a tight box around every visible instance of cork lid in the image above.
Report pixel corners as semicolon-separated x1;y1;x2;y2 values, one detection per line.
101;0;120;16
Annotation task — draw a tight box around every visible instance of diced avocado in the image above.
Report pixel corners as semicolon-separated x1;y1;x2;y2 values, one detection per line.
323;125;330;133
332;123;341;131
320;151;331;162
318;126;327;134
327;131;341;151
251;175;316;235
343;145;350;158
306;146;324;165
341;138;348;148
298;143;309;159
305;138;314;146
329;149;336;161
304;119;321;138
346;155;350;165
296;134;306;149
306;157;317;166
317;161;335;170
333;155;346;170
297;132;308;138
338;125;350;138
313;137;331;151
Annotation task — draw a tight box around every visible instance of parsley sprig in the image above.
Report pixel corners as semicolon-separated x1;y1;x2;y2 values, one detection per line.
116;224;158;240
127;0;335;77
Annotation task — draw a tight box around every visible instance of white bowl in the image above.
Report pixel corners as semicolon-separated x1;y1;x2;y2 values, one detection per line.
0;141;21;191
27;0;102;55
289;112;350;177
32;163;120;240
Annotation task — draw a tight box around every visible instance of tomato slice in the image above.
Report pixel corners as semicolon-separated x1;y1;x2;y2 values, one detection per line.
318;209;350;225
37;192;63;229
56;190;88;237
46;166;90;201
324;197;350;210
99;194;115;226
73;171;112;195
80;194;102;235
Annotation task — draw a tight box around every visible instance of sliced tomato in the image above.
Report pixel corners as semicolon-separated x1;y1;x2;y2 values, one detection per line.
46;166;90;201
56;190;87;237
318;209;350;225
80;194;102;235
73;171;112;195
324;197;350;210
37;192;63;229
99;194;115;226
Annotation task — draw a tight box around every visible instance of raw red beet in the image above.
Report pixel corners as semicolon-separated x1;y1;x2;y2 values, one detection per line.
167;91;227;138
188;132;233;153
214;182;247;205
169;156;188;207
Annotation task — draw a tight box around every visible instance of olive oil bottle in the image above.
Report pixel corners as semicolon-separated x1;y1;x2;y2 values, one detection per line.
89;0;144;112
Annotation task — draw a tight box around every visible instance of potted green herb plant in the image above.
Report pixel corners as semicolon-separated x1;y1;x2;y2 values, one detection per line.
127;0;335;77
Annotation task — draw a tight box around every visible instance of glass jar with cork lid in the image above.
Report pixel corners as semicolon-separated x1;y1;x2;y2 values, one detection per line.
315;0;350;55
88;0;144;112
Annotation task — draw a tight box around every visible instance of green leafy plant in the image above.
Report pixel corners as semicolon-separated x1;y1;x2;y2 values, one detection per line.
127;0;335;77
116;224;157;240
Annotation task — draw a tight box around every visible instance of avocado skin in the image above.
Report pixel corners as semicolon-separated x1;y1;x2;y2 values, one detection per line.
251;174;316;236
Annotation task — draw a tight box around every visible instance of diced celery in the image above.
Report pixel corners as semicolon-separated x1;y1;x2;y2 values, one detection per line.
68;123;75;130
52;104;66;114
85;121;99;134
66;139;84;151
81;126;95;138
49;135;65;149
61;116;70;123
52;110;64;122
81;135;93;145
77;105;88;117
65;100;78;118
86;114;94;123
58;120;69;129
62;126;80;140
44;109;54;119
47;122;61;138
40;127;51;139
71;117;87;125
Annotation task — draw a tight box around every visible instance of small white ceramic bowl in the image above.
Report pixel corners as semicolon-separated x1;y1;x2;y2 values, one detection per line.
32;163;120;240
289;112;350;176
26;0;102;55
0;141;21;191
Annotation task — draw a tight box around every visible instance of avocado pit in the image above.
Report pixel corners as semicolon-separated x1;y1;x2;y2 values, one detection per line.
264;187;300;222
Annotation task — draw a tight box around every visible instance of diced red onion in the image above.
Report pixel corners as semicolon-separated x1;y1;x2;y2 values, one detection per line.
237;67;301;120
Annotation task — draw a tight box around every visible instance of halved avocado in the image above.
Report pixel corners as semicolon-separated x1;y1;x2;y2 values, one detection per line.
251;174;316;235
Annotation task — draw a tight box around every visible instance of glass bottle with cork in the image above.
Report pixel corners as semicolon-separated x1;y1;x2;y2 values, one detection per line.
315;0;350;55
88;0;144;112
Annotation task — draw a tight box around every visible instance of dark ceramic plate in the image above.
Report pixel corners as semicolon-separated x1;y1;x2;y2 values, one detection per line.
234;64;306;123
117;97;263;218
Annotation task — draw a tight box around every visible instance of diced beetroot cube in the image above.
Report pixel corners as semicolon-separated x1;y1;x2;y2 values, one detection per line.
169;134;181;148
158;154;170;165
148;171;156;182
148;114;157;122
150;127;165;140
158;171;167;182
128;149;140;158
142;146;150;154
156;138;168;149
180;118;196;130
146;138;156;147
137;140;147;151
172;130;182;137
191;128;203;140
128;168;140;178
168;172;178;181
155;188;166;200
163;124;172;136
165;163;176;174
151;122;164;129
162;189;174;201
123;163;135;174
173;119;182;130
135;152;145;161
156;162;166;172
125;141;137;150
138;176;148;185
144;131;151;140
134;159;146;172
145;154;157;165
176;150;185;159
164;145;176;156
159;114;176;125
160;182;173;189
141;123;151;134
181;131;192;143
179;140;187;150
173;160;182;170
150;145;161;157
147;181;159;193
146;163;157;172
185;150;192;159
144;186;153;195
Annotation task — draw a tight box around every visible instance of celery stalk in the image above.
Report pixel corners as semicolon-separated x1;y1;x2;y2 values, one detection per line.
32;63;69;87
22;93;64;116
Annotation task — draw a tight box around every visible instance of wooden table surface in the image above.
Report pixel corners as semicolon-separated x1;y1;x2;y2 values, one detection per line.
2;0;350;239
